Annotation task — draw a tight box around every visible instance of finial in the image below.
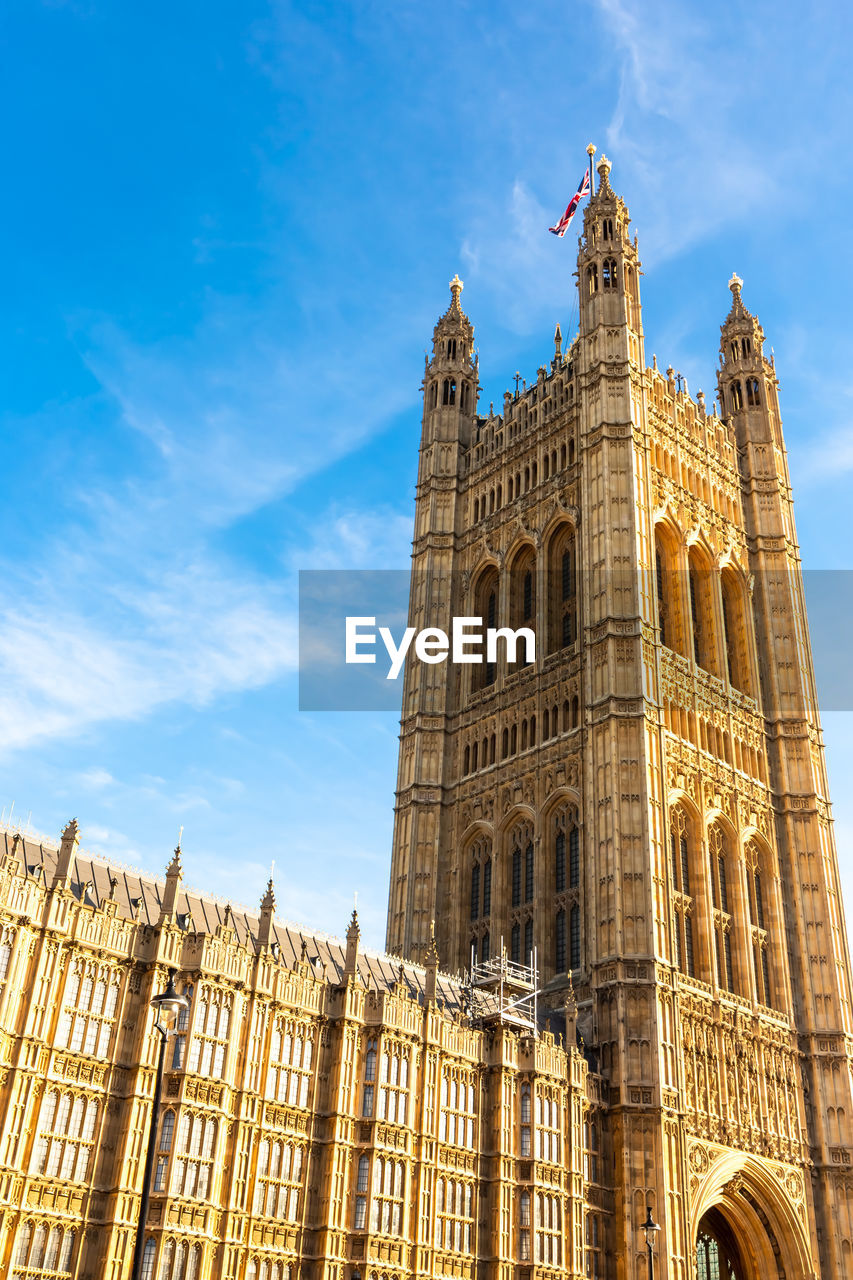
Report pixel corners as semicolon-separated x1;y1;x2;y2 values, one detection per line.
108;873;118;901
597;154;612;190
554;322;562;355
166;843;183;877
586;142;596;157
61;817;79;842
729;272;743;296
224;903;232;925
261;876;276;912
300;937;308;962
449;274;463;307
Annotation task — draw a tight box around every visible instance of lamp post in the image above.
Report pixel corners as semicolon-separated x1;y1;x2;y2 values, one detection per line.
130;969;190;1280
641;1206;661;1280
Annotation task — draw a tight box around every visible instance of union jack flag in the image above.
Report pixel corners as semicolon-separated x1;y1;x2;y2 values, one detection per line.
548;168;591;237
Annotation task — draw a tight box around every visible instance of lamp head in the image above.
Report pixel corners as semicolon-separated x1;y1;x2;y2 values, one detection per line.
150;968;190;1028
642;1206;661;1246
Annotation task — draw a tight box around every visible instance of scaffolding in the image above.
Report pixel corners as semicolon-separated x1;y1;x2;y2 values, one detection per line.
464;942;540;1035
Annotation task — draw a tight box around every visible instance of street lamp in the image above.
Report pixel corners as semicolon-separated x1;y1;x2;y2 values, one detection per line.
641;1206;661;1280
130;969;190;1280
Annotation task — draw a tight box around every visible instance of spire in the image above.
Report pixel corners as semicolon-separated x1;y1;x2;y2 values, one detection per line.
258;875;276;949
563;975;579;1049
725;272;751;322
448;273;463;314
52;818;79;890
344;906;360;977
554;322;563;361
159;843;183;921
424;919;440;1002
596;153;613;198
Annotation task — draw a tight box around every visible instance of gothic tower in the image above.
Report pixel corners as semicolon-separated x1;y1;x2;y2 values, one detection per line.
387;156;853;1277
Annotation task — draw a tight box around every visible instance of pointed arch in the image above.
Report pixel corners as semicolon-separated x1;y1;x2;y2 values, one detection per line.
687;542;719;674
470;563;499;691
654;520;688;656
546;521;578;654
720;565;754;696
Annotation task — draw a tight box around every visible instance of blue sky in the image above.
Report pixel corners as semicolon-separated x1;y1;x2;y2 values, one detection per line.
3;0;853;951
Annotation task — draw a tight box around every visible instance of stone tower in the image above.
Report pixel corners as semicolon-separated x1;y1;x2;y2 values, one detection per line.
387;156;853;1277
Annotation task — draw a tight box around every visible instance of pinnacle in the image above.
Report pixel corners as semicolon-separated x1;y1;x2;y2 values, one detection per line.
261;876;276;912
725;272;751;322
449;274;463;308
166;843;183;878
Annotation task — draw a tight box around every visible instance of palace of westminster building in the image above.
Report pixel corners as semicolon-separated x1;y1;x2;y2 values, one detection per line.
1;156;852;1280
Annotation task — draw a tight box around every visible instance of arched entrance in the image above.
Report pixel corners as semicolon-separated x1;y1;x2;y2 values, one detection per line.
689;1152;815;1280
695;1207;747;1279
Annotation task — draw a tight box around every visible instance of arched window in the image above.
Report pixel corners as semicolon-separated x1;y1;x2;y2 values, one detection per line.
470;865;480;921
548;524;577;653
555;831;565;892
602;258;618;290
654;527;687;656
569;904;581;970
688;548;717;674
140;1238;157;1280
524;917;533;962
555;910;566;972
746;377;760;406
524;843;534;902
709;826;737;993
731;381;743;411
746;841;774;1007
472;568;499;691
669;809;696;978
511;847;522;907
720;569;752;695
511;921;521;963
587;264;598;294
442;378;456;406
429;383;437;409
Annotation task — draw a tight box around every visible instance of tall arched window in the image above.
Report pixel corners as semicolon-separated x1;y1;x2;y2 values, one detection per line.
669;809;696;977
654;526;687;656
709;826;737;994
569;904;581;970
442;378;456;406
746;840;774;1008
602;258;618;290
587;264;598;294
720;569;752;695
746;378;760;406
687;548;717;674
548;524;577;653
472;567;499;690
509;545;536;669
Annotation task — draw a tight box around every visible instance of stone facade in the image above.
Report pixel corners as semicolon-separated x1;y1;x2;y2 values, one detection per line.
0;828;604;1280
387;157;853;1276
0;154;852;1280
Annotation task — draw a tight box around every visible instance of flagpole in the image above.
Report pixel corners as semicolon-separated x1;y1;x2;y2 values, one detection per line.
587;142;596;198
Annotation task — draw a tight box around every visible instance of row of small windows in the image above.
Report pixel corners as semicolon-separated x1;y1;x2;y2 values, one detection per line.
651;443;738;523
655;530;753;696
462;698;580;774
12;1224;76;1279
725;378;760;412
361;1040;411;1124
587;260;619;294
428;378;473;411
469;810;583;972
55;961;120;1059
34;1090;98;1182
669;809;778;1008
473;526;579;691
139;1239;204;1280
471;442;576;521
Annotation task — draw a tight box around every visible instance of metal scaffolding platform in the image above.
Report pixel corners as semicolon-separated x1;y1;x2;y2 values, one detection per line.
464;943;540;1035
